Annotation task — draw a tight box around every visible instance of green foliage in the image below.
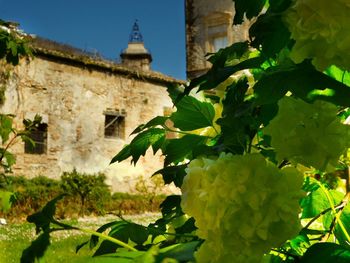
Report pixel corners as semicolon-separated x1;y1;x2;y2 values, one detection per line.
170;96;215;131
0;19;32;65
93;0;350;260
0;174;164;220
0;114;43;212
21;195;65;263
21;0;350;261
61;169;110;216
233;0;267;24
0;190;15;212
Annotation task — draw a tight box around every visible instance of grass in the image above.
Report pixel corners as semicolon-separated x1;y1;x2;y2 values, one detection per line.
0;213;160;263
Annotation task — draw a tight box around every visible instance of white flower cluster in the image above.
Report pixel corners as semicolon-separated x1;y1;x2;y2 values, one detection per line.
284;0;350;71
264;97;350;171
181;153;304;263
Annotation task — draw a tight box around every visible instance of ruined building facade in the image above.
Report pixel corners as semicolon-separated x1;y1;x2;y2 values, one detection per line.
1;22;180;192
185;0;251;79
1;1;249;191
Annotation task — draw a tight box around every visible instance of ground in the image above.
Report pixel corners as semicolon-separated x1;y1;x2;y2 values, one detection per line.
0;213;160;263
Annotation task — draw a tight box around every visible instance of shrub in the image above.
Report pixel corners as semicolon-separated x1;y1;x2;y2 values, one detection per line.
61;169;111;216
0;175;62;218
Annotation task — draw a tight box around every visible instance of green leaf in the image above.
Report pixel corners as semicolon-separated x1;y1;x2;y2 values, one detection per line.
164;135;207;165
27;194;65;233
250;13;291;57
217;115;251;154
186;56;265;93
20;232;50;263
75;241;89;253
0;190;14;212
300;188;343;219
207;41;249;68
160;195;183;219
77;221;120;252
131;116;168;135
300;243;350;263
334;203;350;247
93;251;146;263
325;66;350;86
157;241;201;262
167;84;185;104
175;217;197;235
130;128;165;164
289;233;310;256
269;0;292;12
1;149;16;169
110;145;132;164
258;103;279;127
170;96;215;131
153;164;187;187
7;40;17;56
135;246;158;263
0;114;13;144
234;0;267;24
148;195;184;237
221;77;249;116
94;222;149;257
111;128;165;165
254;62;350;106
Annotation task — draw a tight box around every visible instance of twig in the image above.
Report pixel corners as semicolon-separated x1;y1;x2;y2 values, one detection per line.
304;202;346;229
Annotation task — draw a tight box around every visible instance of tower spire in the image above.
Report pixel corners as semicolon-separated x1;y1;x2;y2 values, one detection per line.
120;20;152;71
129;20;143;43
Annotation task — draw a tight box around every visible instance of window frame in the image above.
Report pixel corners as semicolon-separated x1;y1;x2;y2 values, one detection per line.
103;109;126;139
24;123;48;154
203;12;233;54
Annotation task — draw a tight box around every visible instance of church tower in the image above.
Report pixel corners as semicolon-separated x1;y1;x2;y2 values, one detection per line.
120;20;152;71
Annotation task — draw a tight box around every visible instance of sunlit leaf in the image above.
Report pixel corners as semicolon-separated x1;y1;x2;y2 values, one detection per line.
170;96;215;131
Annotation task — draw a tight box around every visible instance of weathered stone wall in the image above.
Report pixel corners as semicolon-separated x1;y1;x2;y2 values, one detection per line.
1;54;178;193
185;0;251;79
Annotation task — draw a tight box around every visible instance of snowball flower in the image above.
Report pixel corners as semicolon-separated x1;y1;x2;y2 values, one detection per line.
284;0;350;71
264;97;350;171
181;153;304;263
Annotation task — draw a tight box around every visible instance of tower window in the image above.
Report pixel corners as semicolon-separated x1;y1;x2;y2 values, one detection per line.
204;12;232;54
104;109;126;139
24;123;48;154
212;36;228;52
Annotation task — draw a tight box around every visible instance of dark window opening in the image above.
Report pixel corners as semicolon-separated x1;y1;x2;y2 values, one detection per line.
24;123;48;154
104;114;125;139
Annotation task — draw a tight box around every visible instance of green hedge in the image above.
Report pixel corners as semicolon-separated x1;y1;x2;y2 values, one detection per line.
0;174;165;221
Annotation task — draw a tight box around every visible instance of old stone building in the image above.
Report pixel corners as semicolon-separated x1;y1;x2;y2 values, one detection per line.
185;0;251;79
1;22;182;192
1;1;250;192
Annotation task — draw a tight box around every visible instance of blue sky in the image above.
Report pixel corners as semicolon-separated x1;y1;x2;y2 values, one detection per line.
0;0;186;80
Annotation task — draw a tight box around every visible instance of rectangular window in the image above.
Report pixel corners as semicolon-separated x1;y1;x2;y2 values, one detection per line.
104;109;126;139
24;123;48;154
212;36;228;52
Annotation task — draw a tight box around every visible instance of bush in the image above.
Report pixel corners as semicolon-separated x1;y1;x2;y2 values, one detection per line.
61;169;111;216
0;175;62;218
